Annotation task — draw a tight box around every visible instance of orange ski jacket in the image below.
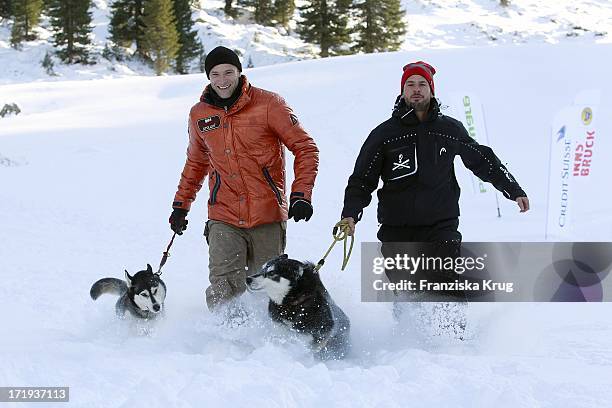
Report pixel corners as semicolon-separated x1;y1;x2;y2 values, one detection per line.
172;76;319;228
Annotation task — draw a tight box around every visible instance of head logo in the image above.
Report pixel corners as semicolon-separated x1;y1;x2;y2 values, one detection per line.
556;126;566;142
581;107;593;125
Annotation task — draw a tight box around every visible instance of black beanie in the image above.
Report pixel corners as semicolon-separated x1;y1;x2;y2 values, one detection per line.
205;46;242;78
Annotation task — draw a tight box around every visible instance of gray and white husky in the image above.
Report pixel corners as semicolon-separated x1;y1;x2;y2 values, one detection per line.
90;264;166;319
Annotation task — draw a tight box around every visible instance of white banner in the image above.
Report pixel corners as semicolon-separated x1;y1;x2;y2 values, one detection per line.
546;107;575;240
546;91;611;240
447;93;491;196
446;93;502;219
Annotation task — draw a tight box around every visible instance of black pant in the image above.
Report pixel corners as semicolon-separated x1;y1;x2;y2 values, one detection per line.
377;218;467;299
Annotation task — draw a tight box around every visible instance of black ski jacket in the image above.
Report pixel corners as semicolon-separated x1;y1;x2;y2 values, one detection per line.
341;98;526;227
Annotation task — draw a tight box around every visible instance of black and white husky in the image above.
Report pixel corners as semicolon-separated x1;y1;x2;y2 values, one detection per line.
246;254;351;359
90;264;166;319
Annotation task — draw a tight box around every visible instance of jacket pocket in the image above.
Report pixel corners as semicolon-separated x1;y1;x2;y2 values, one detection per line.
385;143;418;182
203;220;210;245
262;167;283;205
210;170;221;205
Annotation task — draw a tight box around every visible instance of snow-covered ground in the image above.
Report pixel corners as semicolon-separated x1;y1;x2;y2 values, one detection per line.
2;0;612;84
403;0;612;49
1;43;612;406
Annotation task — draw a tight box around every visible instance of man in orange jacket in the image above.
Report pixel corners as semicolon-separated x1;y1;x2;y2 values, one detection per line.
169;46;319;317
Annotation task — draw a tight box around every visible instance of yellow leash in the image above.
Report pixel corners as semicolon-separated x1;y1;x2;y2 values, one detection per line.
314;220;354;272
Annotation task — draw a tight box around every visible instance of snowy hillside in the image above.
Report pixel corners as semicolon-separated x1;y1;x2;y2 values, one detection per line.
0;0;316;84
1;43;612;407
2;0;612;84
402;0;612;49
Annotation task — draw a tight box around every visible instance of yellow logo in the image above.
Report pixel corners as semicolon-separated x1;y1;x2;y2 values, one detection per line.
582;107;593;125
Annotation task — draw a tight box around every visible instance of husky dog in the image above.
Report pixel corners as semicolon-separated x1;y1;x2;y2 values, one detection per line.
90;264;166;319
246;254;350;360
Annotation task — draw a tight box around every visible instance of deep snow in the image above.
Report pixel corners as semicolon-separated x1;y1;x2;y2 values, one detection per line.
1;43;612;407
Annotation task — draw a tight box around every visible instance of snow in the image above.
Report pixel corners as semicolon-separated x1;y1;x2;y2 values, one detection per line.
2;40;612;406
2;0;612;84
402;0;612;49
0;0;316;84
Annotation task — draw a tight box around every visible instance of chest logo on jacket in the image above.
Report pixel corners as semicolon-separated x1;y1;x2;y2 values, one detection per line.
393;153;411;170
389;146;418;181
198;115;221;132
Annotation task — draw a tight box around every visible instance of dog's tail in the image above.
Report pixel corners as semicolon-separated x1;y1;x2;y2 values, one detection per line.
90;278;127;300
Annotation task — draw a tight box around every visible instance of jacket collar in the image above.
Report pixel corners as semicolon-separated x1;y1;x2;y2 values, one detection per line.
392;95;441;125
201;75;252;113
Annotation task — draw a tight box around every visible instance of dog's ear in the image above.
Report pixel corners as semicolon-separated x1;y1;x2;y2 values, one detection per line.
301;262;316;274
125;270;133;287
146;264;153;274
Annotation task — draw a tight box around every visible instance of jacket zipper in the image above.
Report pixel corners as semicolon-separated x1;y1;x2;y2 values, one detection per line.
210;170;221;205
262;167;283;205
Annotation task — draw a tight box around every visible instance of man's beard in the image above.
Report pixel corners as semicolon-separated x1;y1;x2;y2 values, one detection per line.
407;99;430;112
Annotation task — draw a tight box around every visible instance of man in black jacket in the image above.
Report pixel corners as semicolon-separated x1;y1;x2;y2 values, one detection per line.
341;61;529;301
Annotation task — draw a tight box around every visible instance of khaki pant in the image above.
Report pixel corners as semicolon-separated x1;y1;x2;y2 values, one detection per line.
204;220;286;310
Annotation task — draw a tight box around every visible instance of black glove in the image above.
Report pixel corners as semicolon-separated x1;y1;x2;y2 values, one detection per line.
288;194;313;222
169;208;189;235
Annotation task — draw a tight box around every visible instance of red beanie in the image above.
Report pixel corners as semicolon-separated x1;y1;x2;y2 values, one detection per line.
401;61;436;94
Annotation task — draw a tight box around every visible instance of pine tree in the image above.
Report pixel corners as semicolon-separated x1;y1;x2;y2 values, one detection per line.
109;0;145;52
41;51;57;75
173;0;202;74
198;45;206;73
382;0;405;51
102;42;127;61
352;0;405;53
273;0;293;28
352;0;378;53
224;0;237;18
297;0;349;57
253;0;273;25
140;0;179;74
10;0;43;47
239;0;274;25
0;0;12;19
48;0;93;63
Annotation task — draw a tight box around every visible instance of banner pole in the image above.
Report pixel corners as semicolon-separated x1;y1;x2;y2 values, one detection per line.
481;104;502;218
